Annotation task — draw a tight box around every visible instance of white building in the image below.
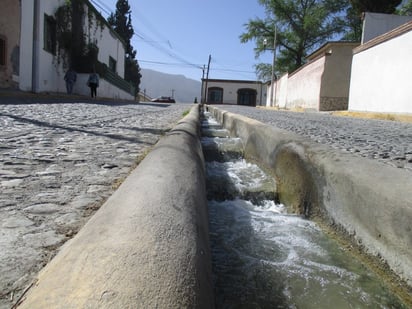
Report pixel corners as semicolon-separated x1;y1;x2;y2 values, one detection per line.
202;79;265;106
1;0;134;100
349;16;412;114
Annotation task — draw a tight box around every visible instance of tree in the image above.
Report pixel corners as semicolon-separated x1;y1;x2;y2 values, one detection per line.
240;0;348;80
108;0;141;96
398;0;412;15
350;0;402;14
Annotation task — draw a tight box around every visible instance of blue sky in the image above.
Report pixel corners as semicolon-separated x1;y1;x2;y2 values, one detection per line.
91;0;271;81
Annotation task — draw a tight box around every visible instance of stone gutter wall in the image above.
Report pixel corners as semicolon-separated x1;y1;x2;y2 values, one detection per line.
208;105;412;288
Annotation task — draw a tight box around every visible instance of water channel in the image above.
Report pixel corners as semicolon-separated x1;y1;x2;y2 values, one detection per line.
201;111;407;308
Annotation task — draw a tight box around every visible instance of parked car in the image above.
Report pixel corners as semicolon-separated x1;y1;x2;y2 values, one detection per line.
151;96;176;103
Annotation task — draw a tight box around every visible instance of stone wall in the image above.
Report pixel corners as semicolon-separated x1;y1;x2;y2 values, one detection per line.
319;96;348;111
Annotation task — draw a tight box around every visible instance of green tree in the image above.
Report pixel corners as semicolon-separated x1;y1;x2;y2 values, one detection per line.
240;0;348;80
350;0;402;14
398;0;412;15
108;0;141;96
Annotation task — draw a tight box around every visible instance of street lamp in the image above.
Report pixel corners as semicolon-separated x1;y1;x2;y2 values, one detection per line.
263;27;277;107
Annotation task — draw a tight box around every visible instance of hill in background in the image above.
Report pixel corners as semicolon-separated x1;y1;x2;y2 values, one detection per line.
140;68;202;103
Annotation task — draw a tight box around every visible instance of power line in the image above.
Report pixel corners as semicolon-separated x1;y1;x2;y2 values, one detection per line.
89;0;112;17
139;60;203;67
95;0;202;70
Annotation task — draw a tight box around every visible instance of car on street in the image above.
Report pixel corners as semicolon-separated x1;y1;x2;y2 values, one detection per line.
151;96;176;103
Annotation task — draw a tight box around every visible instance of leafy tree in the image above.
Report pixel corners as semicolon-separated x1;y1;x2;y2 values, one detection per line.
350;0;402;14
342;6;363;42
240;0;348;80
108;0;141;95
398;0;412;15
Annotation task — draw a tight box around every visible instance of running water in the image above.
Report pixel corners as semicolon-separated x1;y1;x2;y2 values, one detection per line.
201;111;406;309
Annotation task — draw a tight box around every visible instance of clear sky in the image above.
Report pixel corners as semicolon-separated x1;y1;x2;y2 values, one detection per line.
91;0;272;81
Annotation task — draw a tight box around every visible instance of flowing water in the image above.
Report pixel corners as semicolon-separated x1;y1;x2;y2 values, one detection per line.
201;111;407;309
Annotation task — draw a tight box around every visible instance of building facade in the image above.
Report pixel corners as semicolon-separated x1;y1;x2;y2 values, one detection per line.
1;0;134;100
0;0;21;88
202;79;265;106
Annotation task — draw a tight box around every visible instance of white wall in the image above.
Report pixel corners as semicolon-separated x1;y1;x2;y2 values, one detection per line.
276;73;288;108
266;73;288;108
84;7;125;78
349;28;412;113
74;74;134;100
19;0;35;91
286;56;325;110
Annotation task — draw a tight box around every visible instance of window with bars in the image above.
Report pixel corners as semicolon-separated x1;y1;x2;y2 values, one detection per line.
0;36;6;66
44;14;56;54
109;56;116;73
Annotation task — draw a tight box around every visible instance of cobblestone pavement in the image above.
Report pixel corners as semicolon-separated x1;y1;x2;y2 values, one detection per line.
0;100;189;308
212;105;412;172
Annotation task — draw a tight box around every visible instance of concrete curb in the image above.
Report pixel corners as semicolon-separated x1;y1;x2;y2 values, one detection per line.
18;105;214;308
208;105;412;287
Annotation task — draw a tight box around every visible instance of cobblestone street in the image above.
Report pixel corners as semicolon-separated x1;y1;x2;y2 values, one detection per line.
0;100;189;308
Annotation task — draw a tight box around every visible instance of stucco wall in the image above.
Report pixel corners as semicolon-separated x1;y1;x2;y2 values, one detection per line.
75;74;134;100
206;80;264;105
319;44;357;111
349;27;412;113
265;73;288;108
286;57;324;110
19;0;34;91
276;73;288;108
0;0;20;88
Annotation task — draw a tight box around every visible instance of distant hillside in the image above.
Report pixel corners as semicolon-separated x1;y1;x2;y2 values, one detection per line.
140;69;201;103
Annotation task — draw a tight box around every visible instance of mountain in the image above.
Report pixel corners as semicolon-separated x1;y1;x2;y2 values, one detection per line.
139;68;202;103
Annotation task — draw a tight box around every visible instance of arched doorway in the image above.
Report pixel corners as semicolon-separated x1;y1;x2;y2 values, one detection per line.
237;88;257;106
208;87;223;104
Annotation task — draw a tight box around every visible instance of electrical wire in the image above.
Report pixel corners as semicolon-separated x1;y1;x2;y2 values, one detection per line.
89;0;257;78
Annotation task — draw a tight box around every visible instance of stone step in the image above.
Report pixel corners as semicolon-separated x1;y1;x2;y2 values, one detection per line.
201;137;243;162
201;128;230;138
205;160;278;205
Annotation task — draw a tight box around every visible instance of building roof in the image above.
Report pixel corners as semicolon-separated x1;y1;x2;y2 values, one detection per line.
306;41;360;61
202;78;262;84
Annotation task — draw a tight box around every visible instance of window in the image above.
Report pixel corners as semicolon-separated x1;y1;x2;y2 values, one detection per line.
208;87;223;103
0;36;5;66
237;88;257;106
109;56;116;73
44;14;56;54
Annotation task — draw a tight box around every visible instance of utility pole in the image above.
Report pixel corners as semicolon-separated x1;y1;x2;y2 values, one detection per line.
270;27;277;107
203;55;211;104
201;65;205;103
171;89;175;98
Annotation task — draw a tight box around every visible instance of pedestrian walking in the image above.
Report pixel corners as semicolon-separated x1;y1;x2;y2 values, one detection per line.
87;71;99;98
64;68;77;94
